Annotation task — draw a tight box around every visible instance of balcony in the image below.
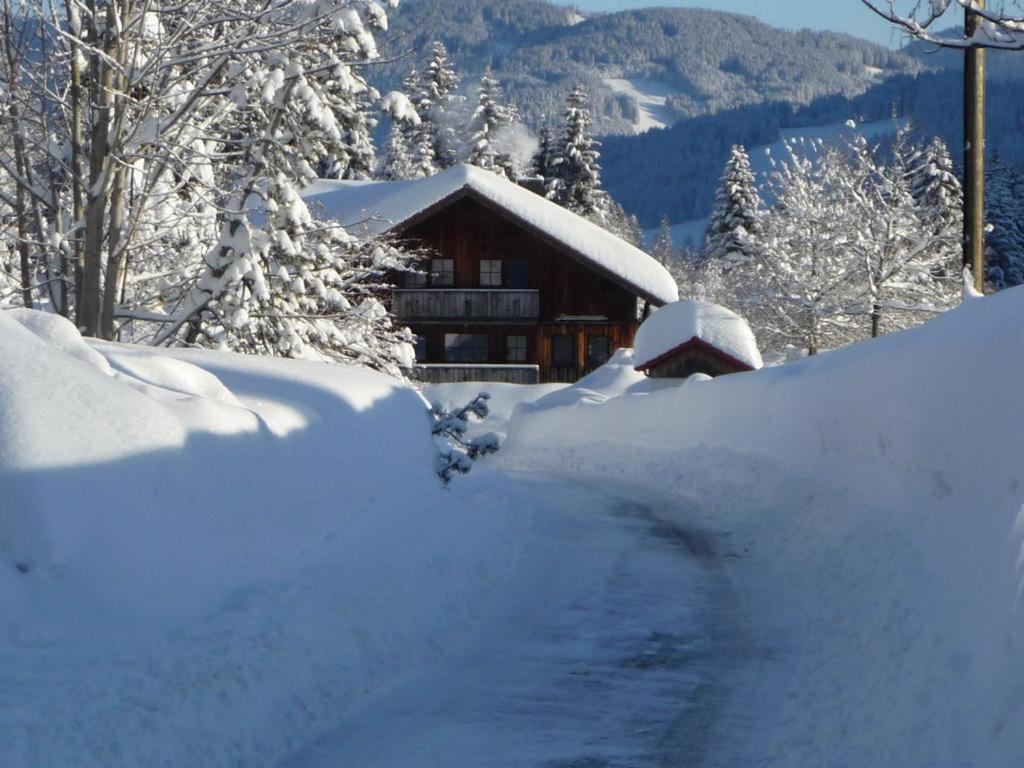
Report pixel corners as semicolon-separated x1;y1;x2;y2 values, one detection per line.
417;364;540;385
393;289;540;322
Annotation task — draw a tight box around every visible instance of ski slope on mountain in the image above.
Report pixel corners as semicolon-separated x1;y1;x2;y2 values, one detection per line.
499;288;1024;766
602;77;677;133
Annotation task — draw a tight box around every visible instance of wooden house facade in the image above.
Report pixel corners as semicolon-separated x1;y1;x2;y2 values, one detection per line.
306;165;679;384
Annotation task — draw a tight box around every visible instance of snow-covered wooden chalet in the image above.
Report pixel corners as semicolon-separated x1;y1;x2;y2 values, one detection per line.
633;299;763;379
305;164;678;383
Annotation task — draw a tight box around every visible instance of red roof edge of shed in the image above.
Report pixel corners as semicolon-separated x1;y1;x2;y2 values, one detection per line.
634;336;757;374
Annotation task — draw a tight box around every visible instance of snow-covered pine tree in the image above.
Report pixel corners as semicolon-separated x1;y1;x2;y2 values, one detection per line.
380;123;416;181
912;137;962;231
909;135;963;281
604;200;643;247
984;157;1024;289
651;216;677;268
422;42;463;170
399;68;437;178
182;3;415;375
532;124;555;180
703;145;763;264
492;101;523;181
465;70;516;180
546;83;608;223
306;23;380;182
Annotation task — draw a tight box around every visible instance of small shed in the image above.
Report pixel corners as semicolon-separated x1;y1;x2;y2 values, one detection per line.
633;300;763;379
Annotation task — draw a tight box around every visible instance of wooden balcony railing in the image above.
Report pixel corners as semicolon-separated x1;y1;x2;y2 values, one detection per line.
393;289;540;322
418;364;540;385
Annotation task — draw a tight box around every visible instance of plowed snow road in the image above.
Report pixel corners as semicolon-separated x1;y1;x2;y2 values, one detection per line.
280;477;769;768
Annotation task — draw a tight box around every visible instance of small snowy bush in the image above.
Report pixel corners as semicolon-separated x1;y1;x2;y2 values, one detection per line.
430;392;501;482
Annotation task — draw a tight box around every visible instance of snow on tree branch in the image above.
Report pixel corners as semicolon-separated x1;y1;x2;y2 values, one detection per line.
862;0;1024;48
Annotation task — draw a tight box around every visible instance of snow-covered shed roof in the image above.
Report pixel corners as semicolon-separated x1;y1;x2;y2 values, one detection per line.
633;299;763;371
303;165;679;306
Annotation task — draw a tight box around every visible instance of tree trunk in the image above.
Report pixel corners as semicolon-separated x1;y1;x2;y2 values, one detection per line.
2;12;34;310
65;0;86;321
101;163;126;339
963;2;986;294
79;3;118;337
871;303;881;338
14;182;33;309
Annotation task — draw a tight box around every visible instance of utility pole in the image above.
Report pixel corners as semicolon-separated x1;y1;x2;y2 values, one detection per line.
964;0;986;293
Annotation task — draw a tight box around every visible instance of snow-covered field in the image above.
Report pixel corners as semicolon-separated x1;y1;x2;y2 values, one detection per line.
0;310;535;768
499;288;1024;766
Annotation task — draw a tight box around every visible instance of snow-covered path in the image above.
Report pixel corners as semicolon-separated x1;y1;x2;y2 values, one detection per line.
281;476;765;768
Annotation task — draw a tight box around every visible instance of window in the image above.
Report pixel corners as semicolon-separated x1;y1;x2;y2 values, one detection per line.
586;335;611;366
504;259;530;289
444;333;488;363
479;259;502;287
404;262;428;288
414;335;428;362
431;259;454;286
506;335;527;362
551;334;576;367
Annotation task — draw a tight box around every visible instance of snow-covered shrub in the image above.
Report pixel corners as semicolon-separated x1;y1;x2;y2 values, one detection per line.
431;392;501;482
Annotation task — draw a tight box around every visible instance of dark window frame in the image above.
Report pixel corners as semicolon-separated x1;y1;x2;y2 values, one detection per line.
586;335;611;366
504;259;530;289
479;259;502;287
551;334;577;367
404;267;428;288
430;258;455;287
506;334;528;362
414;335;429;362
444;333;489;363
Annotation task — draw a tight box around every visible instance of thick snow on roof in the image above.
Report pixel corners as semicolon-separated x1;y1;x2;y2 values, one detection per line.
303;165;679;305
633;299;763;370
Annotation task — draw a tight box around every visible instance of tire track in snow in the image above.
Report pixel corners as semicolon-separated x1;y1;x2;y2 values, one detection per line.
280;476;770;768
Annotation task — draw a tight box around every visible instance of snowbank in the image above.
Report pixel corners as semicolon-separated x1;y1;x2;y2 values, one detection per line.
500;289;1024;766
0;310;531;768
633;299;762;370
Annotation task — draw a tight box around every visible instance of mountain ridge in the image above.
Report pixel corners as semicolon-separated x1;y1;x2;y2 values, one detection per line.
377;0;928;135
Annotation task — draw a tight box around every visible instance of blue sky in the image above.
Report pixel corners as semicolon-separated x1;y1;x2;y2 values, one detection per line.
553;1;945;48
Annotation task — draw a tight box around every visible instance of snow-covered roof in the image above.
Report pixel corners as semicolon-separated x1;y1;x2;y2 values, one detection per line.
303;165;679;305
633;299;763;371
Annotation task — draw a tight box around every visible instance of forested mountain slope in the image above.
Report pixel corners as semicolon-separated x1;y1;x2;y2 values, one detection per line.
377;0;925;135
602;70;1024;227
